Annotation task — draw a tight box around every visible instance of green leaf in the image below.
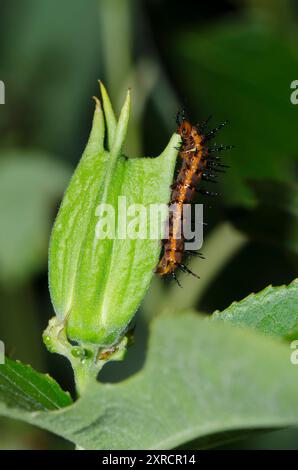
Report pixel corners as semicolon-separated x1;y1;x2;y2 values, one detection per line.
48;86;180;347
0;357;72;411
212;279;298;337
99;81;117;149
2;313;298;449
0;151;70;285
172;21;298;206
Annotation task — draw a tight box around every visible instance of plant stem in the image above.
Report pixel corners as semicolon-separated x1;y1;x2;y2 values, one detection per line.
143;222;248;318
165;222;248;312
73;361;101;397
99;0;133;105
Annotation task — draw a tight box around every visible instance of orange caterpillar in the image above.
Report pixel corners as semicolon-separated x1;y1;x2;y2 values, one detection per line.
156;112;231;285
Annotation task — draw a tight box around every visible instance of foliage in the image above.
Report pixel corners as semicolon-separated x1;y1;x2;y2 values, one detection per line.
1;282;298;449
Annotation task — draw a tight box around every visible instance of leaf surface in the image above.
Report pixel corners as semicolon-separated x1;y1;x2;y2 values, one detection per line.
0;358;72;411
212;279;298;337
1;312;298;449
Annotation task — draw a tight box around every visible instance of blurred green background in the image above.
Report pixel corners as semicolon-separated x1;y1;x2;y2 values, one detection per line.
0;0;297;449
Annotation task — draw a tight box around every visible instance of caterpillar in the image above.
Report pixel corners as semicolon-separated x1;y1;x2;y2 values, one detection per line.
155;111;231;285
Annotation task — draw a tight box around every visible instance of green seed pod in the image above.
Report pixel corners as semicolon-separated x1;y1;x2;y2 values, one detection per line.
47;83;180;353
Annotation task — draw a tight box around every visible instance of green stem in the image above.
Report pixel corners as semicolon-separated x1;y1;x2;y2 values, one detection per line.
43;316;129;397
99;0;132;107
165;222;248;312
143;222;248;318
73;361;102;397
98;0;163;158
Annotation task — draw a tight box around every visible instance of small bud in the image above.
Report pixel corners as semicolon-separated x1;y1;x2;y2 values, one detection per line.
44;83;180;392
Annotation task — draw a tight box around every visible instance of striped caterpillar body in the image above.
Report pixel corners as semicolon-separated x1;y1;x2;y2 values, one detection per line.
156;112;230;284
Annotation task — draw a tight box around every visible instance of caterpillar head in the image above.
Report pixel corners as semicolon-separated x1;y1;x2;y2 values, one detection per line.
176;109;192;138
178;119;192;139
